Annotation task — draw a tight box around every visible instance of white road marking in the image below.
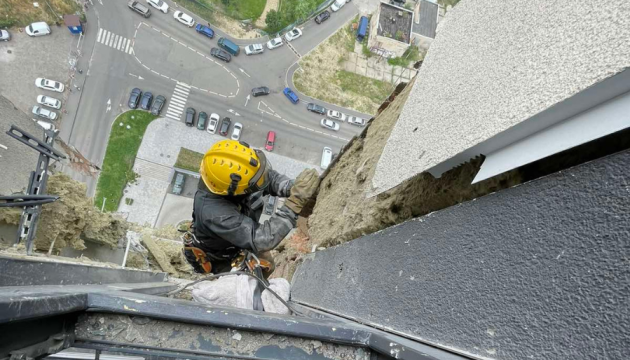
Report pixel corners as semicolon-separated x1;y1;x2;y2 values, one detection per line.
151;70;159;75
110;34;117;47
126;40;131;53
142;64;149;70
117;37;123;50
129;47;134;55
165;114;180;121
172;90;189;98
97;28;103;42
104;31;111;45
177;82;191;89
239;68;251;78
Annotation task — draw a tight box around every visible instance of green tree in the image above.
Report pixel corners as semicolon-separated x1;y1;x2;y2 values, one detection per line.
293;0;312;21
265;9;282;31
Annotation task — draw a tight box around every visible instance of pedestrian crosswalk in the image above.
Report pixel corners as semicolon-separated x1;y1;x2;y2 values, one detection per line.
165;82;191;121
96;28;133;54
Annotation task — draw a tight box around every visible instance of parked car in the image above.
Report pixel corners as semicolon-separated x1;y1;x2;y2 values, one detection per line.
327;109;347;121
128;1;151;17
147;0;169;13
315;11;330;24
283;87;299;104
321;147;333;169
151;95;166;116
35;78;64;92
320;118;340;131
173;11;195;27
195;24;214;38
347;116;366;126
307;103;326;115
264;196;276;215
231;122;243;141
197;112;208;130
36;95;61;109
0;30;11;41
128;88;142;108
266;37;283;50
219;117;231;136
185;107;196;126
284;28;302;42
210;47;231;62
218;37;240;56
140;91;153;110
331;0;346;12
172;173;185;195
265;131;276;152
25;22;51;37
32;106;58;120
244;44;264;55
207;113;220;134
251;87;270;97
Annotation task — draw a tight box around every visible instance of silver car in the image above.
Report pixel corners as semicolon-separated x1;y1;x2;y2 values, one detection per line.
266;37;284;50
320;118;340;131
37;95;62;109
32;105;58;120
245;44;264;55
347;116;366;126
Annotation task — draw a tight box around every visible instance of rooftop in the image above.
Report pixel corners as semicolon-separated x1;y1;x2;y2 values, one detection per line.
371;0;630;195
412;0;438;38
377;2;414;44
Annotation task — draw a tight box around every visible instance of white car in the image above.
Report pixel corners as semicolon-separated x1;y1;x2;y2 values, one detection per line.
231;122;243;140
321;147;333;169
207;113;220;134
35;78;64;93
347;116;366;126
37;95;61;109
327;109;346;121
32;106;58;120
320;118;340;131
147;0;169;13
331;0;346;12
244;44;264;55
173;11;195;27
266;37;284;50
284;28;302;42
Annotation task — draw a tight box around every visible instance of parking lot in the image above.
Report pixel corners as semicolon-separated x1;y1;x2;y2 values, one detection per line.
0;28;77;117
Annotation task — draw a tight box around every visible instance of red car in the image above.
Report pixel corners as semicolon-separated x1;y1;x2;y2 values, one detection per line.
265;131;276;151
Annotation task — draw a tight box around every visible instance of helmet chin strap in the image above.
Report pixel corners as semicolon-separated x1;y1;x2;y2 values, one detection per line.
227;173;241;196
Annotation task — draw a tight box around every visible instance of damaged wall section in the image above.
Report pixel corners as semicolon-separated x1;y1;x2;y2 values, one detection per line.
292;148;630;360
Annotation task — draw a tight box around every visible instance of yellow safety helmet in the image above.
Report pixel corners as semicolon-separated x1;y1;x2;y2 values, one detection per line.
200;140;271;196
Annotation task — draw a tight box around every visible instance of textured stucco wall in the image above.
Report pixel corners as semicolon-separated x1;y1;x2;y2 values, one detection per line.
293;150;630;360
372;0;630;194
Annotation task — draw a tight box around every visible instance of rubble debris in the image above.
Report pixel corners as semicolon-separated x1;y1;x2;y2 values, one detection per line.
142;234;178;275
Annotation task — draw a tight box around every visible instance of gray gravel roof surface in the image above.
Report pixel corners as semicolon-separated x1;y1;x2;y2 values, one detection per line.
372;0;630;194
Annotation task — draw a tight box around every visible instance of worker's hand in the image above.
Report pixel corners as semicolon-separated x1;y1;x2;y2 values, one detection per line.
285;169;320;214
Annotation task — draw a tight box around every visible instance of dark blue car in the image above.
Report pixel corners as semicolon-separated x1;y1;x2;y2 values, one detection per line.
195;24;214;38
283;87;299;104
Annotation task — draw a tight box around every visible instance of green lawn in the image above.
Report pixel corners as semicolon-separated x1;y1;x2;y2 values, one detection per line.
336;70;395;107
174;148;204;173
95;111;157;212
177;0;266;23
265;0;323;33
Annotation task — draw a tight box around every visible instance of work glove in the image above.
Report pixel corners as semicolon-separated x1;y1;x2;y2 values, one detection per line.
285;169;320;214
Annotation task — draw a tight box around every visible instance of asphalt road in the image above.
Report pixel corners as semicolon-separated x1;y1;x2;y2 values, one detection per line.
59;0;366;195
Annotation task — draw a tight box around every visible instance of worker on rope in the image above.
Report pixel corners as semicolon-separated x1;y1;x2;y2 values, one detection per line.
183;140;320;276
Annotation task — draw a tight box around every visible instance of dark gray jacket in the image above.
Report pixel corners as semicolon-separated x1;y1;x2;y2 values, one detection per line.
192;170;296;259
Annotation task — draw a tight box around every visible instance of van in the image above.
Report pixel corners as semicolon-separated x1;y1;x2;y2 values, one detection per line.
128;1;151;18
321;147;333;169
218;37;240;56
25;22;51;37
357;16;369;42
